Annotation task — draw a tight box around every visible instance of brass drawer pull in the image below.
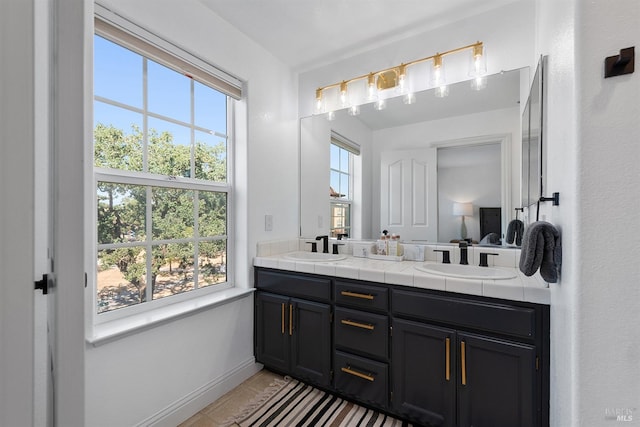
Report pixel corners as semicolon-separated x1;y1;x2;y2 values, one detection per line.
341;366;375;382
341;291;374;300
289;304;293;336
281;303;285;334
341;319;375;330
461;340;467;386
445;337;451;381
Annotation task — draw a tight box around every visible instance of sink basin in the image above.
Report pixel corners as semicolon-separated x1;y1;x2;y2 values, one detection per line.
415;263;517;280
284;251;347;262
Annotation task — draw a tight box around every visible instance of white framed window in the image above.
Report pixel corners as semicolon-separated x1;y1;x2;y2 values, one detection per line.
92;10;241;320
330;132;359;239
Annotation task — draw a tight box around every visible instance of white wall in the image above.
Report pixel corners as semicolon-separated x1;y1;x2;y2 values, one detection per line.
300;114;373;239
438;144;502;242
85;1;299;425
535;0;640;425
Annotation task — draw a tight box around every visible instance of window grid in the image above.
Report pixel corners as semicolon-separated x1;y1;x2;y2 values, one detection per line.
94;34;231;316
330;143;353;238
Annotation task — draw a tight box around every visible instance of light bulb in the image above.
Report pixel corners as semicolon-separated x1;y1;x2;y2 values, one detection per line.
315;89;324;113
374;99;386;111
397;64;407;94
366;73;378;101
339;81;348;107
471;76;487;90
435;85;449;98
431;54;446;87
469;43;487;77
403;92;416;104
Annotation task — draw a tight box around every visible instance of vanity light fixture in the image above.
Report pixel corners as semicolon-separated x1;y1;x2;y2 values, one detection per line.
314;41;486;115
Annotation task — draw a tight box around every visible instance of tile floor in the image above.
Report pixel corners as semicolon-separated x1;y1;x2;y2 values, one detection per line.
178;369;284;427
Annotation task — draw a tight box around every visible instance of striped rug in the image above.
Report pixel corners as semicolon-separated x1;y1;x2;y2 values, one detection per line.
230;377;413;427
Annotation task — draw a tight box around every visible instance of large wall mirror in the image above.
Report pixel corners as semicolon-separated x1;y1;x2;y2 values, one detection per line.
522;56;544;213
300;67;529;246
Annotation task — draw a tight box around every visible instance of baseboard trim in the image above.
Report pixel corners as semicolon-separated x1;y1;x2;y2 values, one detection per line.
135;357;263;427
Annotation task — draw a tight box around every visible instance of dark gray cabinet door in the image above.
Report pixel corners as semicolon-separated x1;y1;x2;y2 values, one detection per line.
255;292;290;373
457;333;537;427
392;318;456;427
290;298;332;387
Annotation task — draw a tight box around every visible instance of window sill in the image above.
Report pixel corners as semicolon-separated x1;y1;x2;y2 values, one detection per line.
86;287;255;346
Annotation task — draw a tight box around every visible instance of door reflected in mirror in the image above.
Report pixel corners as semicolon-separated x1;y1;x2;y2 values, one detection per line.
300;67;529;246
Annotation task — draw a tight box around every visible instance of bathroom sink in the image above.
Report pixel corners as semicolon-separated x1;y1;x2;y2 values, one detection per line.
415;263;517;280
284;251;346;262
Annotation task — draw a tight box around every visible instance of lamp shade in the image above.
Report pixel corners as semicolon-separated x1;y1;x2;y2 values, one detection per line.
453;202;473;217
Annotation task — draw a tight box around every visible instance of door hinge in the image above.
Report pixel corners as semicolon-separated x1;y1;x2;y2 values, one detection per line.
390;325;393;337
390;391;393;402
536;356;540;371
35;274;49;295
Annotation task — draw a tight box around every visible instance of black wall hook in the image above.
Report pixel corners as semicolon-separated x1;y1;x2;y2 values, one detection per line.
539;192;560;206
605;46;634;78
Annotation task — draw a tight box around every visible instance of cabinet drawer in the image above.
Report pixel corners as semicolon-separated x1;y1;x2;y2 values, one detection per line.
392;289;537;339
255;269;331;302
334;307;389;360
334;351;389;409
335;280;388;312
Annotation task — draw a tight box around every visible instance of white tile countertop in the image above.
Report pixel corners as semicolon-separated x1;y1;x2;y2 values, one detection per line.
254;239;550;305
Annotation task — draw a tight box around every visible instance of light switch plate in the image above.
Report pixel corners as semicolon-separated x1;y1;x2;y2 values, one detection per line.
265;214;273;231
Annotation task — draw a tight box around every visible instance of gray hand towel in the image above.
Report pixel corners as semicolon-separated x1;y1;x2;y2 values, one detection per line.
506;219;524;246
518;221;562;283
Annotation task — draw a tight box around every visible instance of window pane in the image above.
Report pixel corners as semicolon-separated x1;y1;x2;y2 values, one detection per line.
152;243;195;300
94;102;143;172
330;170;342;197
148;117;192;177
330;203;351;238
195;131;227;181
340;149;349;172
97;182;146;244
330;144;340;169
94;35;142;108
339;172;350;199
147;60;191;123
198;191;227;237
199;240;227;288
97;247;147;313
195;81;227;135
151;187;194;240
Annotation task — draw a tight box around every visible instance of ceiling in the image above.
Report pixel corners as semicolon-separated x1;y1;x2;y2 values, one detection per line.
198;0;521;71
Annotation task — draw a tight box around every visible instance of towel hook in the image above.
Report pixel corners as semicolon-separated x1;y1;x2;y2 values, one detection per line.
539;192;560;206
514;207;523;220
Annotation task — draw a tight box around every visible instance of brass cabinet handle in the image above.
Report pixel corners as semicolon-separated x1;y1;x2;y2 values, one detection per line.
281;303;285;334
340;291;374;300
445;337;451;381
289;304;293;336
341;366;374;382
461;340;467;386
341;319;375;330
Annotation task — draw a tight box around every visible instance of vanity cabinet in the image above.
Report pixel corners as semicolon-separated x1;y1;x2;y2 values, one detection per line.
333;280;390;409
391;288;547;427
254;270;332;387
254;267;549;427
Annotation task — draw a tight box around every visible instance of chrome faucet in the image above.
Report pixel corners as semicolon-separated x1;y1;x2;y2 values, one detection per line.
459;241;469;265
315;235;329;254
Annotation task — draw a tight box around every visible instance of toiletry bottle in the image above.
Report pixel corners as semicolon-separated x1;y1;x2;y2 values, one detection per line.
376;234;387;255
388;234;398;257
